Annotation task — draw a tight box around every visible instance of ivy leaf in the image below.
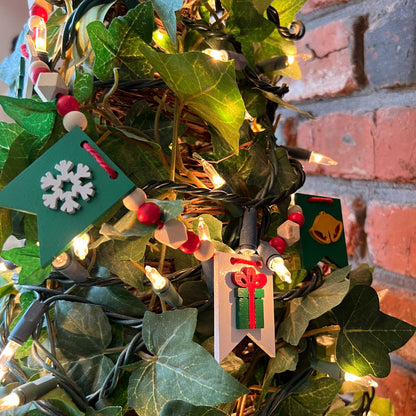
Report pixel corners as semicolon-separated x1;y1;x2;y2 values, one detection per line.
107;126;161;150
1;243;52;285
274;377;343;416
150;0;184;44
140;47;245;154
95;236;150;290
128;309;248;415
47;8;67;57
0;123;26;171
73;72;94;103
270;0;308;27
86;407;123;416
263;345;298;386
333;285;416;378
0;97;57;140
87;2;154;81
0;209;12;255
73;2;117;70
86;286;147;318
54;301;112;358
277;267;350;345
160;401;228;416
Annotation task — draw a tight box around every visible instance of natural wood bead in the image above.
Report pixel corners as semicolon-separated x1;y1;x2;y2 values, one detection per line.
194;240;215;261
288;204;303;215
29;4;48;22
34;72;68;101
63;111;88;131
28;0;53;14
122;188;147;211
29;60;49;72
154;219;188;249
30;66;50;84
276;220;300;246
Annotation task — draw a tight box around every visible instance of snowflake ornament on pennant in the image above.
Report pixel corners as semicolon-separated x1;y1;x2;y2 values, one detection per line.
40;160;95;214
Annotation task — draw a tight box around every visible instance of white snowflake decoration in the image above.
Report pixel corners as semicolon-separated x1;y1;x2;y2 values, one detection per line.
40;160;95;214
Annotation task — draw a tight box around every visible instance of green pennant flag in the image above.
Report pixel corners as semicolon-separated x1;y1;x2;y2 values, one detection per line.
0;127;135;266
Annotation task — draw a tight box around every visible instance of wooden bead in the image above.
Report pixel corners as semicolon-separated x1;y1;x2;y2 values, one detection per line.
154;219;188;249
288;212;305;227
28;15;44;31
194;240;215;261
34;72;68;101
137;202;161;225
179;231;201;254
276;220;300;247
56;95;80;117
269;237;286;254
28;0;53;14
30;66;49;84
122;188;147;211
29;5;48;22
63;111;88;131
288;204;303;215
29;60;49;72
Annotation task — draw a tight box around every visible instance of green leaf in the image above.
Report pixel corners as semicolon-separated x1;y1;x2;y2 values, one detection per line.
65;354;114;395
87;2;154;81
0;97;57;139
0;128;35;188
73;72;94;103
1;243;52;285
86;407;123;416
107;126;161;150
333;285;416;378
95;236;150;289
270;0;308;27
128;309;248;415
47;8;67;57
160;401;228;416
348;263;373;287
73;2;117;70
262;90;313;118
274;377;342;416
0;208;12;254
86;286;147;318
263;345;298;386
0;123;26;171
150;0;184;44
140;47;245;154
54;301;112;358
277;267;350;345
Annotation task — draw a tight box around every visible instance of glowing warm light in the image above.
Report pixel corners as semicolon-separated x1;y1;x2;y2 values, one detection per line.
344;372;378;388
287;55;295;65
203;49;229;62
0;263;7;273
309;152;338;166
33;19;47;53
268;257;292;283
155;31;164;41
52;252;70;269
193;154;226;189
197;217;211;241
0;392;21;411
0;340;21;382
145;266;167;290
72;234;90;260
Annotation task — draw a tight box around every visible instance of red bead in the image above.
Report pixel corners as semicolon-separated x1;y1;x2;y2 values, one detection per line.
30;66;50;84
179;231;201;254
137;202;161;225
269;237;286;254
56;95;80;116
29;5;48;22
20;44;29;58
288;212;305;227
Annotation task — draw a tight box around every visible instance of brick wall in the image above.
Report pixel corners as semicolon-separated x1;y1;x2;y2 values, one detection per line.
279;0;416;413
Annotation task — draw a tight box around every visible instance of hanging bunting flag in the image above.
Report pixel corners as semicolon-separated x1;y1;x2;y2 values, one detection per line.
213;251;275;363
295;193;348;270
0;127;135;266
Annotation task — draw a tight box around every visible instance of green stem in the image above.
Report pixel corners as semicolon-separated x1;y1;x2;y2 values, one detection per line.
170;100;183;181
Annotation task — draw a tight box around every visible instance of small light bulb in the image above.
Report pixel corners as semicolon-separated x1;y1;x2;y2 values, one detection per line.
0;392;21;411
155;31;164;41
287;53;312;65
72;234;90;260
197;217;211;241
268;257;292;283
0;340;21;382
33;18;47;53
145;266;167;290
0;263;7;273
344;372;378;388
287;55;295;65
203;49;229;62
309;152;338;166
193;153;226;189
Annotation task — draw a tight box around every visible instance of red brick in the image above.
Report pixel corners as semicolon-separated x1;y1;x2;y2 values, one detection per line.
376;364;416;415
341;197;366;258
286;21;359;100
301;0;350;15
374;284;416;364
365;203;416;278
374;107;416;183
297;112;375;179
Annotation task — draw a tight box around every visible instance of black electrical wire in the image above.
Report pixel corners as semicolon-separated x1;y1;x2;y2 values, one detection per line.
266;6;306;40
33;400;69;416
274;266;324;302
